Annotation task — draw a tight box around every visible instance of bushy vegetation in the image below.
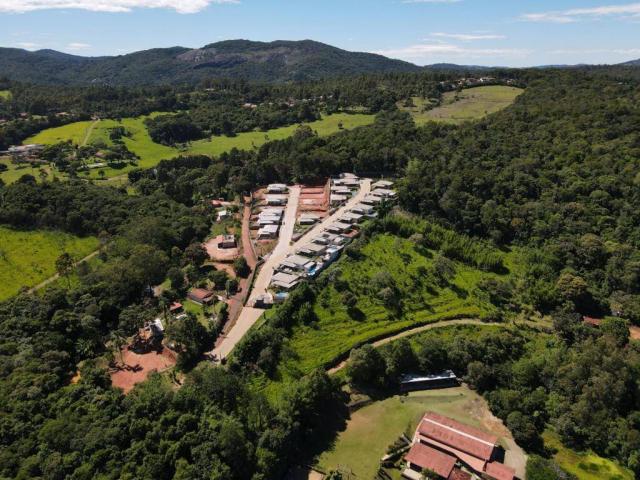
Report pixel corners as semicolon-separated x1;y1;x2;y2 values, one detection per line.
345;323;640;476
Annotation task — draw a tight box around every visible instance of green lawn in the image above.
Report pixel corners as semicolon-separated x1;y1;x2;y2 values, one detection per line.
0;157;58;184
0;227;99;301
399;86;523;125
0;90;11;100
543;431;634;480
24;112;375;181
317;385;507;479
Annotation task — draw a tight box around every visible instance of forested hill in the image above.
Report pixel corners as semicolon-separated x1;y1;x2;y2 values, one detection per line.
0;40;421;85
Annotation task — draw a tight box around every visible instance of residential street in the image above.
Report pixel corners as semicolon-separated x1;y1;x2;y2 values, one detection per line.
212;179;371;361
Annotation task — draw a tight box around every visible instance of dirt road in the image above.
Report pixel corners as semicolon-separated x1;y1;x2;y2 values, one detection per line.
327;319;501;374
27;249;101;293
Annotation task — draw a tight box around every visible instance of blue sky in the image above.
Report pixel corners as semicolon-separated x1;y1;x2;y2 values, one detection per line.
0;0;639;66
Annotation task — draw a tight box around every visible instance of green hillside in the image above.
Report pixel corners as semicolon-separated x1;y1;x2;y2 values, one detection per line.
0;40;421;85
22;112;374;180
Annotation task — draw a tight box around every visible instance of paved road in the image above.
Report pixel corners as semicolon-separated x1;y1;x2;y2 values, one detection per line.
212;179;371;360
247;185;301;304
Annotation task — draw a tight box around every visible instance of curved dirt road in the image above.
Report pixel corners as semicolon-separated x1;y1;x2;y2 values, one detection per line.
327;319;504;374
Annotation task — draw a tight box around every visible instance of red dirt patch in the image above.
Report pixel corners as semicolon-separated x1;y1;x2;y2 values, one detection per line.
298;181;330;213
110;347;177;394
630;326;640;340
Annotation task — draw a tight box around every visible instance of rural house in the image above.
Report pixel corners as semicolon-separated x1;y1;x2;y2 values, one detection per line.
187;288;216;305
406;412;516;480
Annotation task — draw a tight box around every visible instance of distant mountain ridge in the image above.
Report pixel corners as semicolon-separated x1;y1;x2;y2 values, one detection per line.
622;58;640;66
0;39;422;85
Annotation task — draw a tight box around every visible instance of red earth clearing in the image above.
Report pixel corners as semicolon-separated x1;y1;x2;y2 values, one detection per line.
110;347;177;394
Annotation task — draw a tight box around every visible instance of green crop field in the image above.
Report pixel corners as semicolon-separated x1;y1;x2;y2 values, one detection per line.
283;234;506;373
317;385;513;479
24;112;375;181
400;85;523;125
0;227;99;301
543;431;633;480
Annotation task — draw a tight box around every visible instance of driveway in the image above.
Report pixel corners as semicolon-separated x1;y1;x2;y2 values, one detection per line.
212;179;371;361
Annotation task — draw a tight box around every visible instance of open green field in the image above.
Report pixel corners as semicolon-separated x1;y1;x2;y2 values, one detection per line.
24;112;375;181
0;227;99;301
543;431;633;480
317;385;518;479
0;90;11;100
400;85;523;125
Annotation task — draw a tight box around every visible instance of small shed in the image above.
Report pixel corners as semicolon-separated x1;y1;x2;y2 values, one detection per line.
218;235;237;249
267;183;288;194
400;371;458;393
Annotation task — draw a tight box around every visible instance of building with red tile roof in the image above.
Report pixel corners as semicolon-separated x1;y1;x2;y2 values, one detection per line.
405;411;517;480
447;468;472;480
485;461;516;480
417;412;498;462
405;443;457;478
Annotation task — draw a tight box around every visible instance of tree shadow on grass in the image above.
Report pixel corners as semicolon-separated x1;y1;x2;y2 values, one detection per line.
298;390;350;467
450;284;468;299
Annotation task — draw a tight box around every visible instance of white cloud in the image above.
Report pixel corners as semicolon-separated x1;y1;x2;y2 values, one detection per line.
15;41;40;49
0;0;239;14
522;2;640;23
430;32;506;41
67;42;91;50
376;42;531;62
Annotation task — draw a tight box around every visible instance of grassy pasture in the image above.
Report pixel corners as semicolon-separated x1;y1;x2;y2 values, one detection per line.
543;431;633;480
400;85;523;125
316;384;513;479
24;113;375;181
0;90;11;100
0;227;99;301
0;156;57;184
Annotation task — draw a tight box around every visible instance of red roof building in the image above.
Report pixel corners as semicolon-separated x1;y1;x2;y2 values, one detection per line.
485;462;516;480
448;468;472;480
187;288;215;305
405;443;457;478
417;412;499;462
410;412;518;479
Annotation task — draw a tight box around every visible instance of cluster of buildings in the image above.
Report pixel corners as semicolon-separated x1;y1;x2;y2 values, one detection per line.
438;77;517;91
255;184;289;240
267;177;396;294
0;143;45;162
403;412;516;480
